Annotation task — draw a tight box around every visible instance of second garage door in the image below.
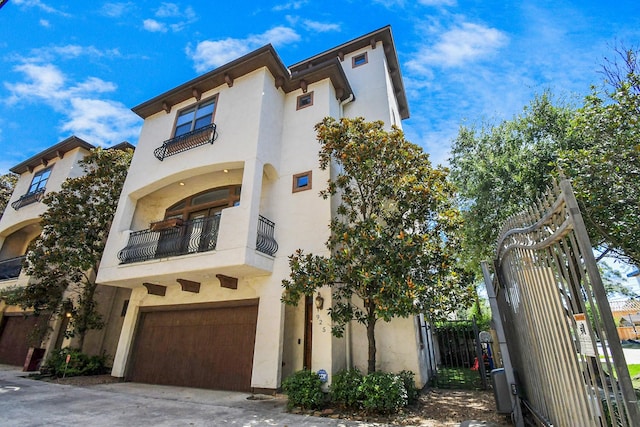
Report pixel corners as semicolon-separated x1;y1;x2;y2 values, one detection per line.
127;300;259;391
0;313;46;366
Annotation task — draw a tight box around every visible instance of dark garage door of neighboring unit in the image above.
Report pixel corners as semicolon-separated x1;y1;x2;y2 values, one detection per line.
0;314;42;366
128;300;259;392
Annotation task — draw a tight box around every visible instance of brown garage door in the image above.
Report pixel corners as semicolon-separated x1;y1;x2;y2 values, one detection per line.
0;314;42;366
128;300;258;391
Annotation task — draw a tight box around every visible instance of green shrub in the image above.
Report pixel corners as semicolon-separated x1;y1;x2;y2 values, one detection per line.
330;368;363;408
282;370;325;410
358;371;408;414
398;370;419;404
42;348;109;378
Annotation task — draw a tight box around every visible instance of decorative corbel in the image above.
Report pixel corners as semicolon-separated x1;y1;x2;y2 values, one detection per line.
370;38;377;49
216;274;238;290
56;150;65;159
300;79;308;93
192;87;202;101
143;282;167;296
177;278;200;293
162;101;171;114
275;76;285;90
338;51;345;62
224;73;234;87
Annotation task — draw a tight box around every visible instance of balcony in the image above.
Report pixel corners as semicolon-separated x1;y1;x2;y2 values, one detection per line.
153;123;218;161
118;215;221;264
11;189;45;210
117;214;278;265
0;256;26;280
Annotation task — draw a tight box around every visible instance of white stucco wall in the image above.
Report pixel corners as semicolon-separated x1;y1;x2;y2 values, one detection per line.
0;147;89;239
101;33;420;391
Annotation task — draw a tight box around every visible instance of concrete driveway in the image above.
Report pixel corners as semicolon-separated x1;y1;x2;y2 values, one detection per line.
0;365;366;427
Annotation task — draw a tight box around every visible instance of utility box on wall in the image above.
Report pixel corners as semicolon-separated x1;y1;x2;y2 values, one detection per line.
491;368;512;414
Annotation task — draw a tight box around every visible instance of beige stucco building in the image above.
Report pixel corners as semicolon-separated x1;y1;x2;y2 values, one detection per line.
96;26;435;393
0;137;131;368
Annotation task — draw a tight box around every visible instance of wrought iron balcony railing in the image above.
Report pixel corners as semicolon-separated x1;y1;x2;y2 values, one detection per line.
256;215;278;256
117;214;278;264
153;123;218;161
118;214;221;264
0;256;26;280
11;188;45;210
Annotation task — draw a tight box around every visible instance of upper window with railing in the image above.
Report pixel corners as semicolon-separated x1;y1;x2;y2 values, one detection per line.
28;167;52;194
12;166;52;209
175;97;217;137
154;96;219;161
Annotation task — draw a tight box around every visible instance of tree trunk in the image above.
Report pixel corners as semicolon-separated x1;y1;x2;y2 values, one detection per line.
76;281;97;351
366;299;377;374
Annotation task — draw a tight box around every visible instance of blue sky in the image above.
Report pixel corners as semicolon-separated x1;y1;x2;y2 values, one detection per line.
0;0;639;174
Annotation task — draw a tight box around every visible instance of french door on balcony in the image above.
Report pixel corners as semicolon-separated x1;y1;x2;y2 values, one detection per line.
186;208;221;253
154;208;221;259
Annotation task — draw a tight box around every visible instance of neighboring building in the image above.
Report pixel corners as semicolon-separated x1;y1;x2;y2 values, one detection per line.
96;26;433;393
0;137;131;368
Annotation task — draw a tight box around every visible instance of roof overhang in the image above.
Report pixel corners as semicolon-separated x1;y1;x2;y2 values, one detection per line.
10;136;95;174
132;45;354;119
289;25;409;120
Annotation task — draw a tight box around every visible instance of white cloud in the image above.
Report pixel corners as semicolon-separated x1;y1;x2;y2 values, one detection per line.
407;22;508;72
9;44;122;65
100;2;135;18
143;19;167;33
142;3;196;33
156;2;181;17
4;62;140;146
61;98;140;146
272;1;308;11
12;0;70;16
187;26;301;72
373;0;455;8
417;0;457;6
303;20;340;33
39;19;50;27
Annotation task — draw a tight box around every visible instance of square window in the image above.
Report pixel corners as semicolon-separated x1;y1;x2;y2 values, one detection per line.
293;171;312;193
174;96;217;137
296;92;314;110
352;52;368;68
28;167;52;194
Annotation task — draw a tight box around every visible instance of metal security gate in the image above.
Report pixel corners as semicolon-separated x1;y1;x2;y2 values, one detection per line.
433;319;490;390
488;179;639;426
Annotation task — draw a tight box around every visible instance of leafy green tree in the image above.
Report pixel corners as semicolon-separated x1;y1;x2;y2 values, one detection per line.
450;46;640;280
7;147;132;349
0;172;18;217
282;117;472;373
559;47;640;265
449;92;576;273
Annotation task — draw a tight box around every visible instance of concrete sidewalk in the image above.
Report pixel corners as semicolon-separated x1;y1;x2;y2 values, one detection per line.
0;365;503;426
0;365;363;427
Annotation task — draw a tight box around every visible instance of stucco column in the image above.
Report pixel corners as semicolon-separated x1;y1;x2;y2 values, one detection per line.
216;157;263;253
110;287;144;377
313;285;338;390
250;281;285;391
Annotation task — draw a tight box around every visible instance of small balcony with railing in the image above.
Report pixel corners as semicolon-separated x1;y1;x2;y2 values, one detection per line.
153;123;218;161
11;189;45;210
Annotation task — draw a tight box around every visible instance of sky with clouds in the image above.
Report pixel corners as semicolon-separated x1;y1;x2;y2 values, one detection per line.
0;0;639;174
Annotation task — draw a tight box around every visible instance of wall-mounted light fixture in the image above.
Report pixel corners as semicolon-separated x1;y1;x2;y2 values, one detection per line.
315;293;324;310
